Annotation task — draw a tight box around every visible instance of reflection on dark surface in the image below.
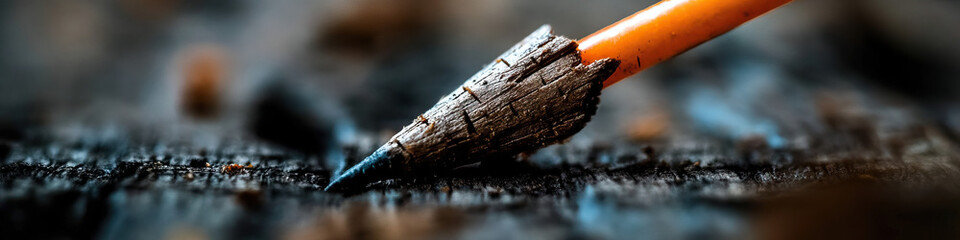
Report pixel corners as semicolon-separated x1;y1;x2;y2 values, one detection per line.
756;180;960;240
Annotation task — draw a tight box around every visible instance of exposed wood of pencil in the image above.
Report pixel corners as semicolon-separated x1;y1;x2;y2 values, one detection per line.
577;0;793;88
326;25;619;192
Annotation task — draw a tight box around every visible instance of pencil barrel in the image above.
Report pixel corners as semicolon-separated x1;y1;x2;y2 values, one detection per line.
577;0;792;87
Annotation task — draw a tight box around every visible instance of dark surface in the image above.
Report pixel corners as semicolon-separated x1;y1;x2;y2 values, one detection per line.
2;113;959;239
2;1;960;239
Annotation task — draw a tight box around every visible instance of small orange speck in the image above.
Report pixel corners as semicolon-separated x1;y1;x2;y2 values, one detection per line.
221;164;244;174
495;58;511;67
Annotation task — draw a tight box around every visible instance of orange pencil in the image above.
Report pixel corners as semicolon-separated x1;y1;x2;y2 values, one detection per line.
580;0;793;87
327;0;793;192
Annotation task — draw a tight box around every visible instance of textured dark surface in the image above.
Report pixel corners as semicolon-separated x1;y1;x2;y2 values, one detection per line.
2;115;959;239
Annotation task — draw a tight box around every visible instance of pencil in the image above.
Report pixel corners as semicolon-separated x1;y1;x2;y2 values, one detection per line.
325;0;792;192
578;0;794;87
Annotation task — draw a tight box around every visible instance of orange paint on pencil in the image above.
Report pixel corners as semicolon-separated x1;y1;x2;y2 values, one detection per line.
577;0;793;88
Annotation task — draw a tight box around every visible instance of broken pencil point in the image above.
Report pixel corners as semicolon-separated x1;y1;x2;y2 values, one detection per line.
325;25;618;192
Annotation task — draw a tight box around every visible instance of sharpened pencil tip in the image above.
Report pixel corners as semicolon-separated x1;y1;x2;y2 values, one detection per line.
329;26;617;193
324;146;402;193
323;175;349;192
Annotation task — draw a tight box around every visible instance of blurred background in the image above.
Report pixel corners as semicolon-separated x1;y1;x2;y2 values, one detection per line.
1;0;960;239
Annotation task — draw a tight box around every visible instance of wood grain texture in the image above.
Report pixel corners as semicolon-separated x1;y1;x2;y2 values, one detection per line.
374;25;620;175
